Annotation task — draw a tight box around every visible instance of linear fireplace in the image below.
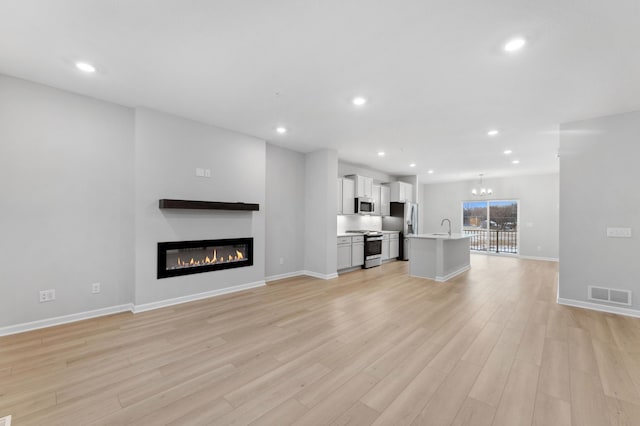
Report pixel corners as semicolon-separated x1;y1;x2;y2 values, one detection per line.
157;238;253;279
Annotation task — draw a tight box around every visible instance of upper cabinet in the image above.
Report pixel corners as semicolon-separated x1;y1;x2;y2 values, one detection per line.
389;181;414;203
372;184;381;216
339;177;355;215
381;185;391;216
337;178;343;214
347;175;373;198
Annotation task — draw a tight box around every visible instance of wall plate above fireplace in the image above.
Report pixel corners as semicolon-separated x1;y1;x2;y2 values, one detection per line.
159;199;259;211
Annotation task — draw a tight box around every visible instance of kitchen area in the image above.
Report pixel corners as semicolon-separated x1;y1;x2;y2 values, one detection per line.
337;170;471;281
336;172;417;272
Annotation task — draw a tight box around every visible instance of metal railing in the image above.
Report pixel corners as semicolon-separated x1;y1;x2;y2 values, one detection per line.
464;229;518;254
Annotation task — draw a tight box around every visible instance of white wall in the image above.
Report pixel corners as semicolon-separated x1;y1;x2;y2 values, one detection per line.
420;174;559;259
338;161;393;184
0;75;135;327
134;108;266;306
265;144;305;279
305;149;338;277
559;110;640;313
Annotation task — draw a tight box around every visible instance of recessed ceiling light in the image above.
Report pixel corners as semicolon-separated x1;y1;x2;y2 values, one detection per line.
409;163;416;168
427;170;434;174
276;126;287;134
75;62;96;73
487;130;499;136
504;38;526;52
377;151;385;157
352;97;367;106
504;149;512;155
512;159;520;164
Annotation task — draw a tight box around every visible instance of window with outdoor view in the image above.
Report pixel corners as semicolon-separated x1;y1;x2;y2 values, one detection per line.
463;200;518;253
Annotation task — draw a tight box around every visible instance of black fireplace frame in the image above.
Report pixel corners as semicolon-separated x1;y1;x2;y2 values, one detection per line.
157;237;253;279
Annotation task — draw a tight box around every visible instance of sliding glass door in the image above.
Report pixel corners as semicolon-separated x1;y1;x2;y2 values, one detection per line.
463;200;518;254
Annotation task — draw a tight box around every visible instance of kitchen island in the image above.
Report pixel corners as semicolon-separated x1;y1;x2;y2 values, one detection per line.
408;234;471;282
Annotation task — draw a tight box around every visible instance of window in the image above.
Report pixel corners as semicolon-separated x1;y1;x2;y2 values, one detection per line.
463;200;518;254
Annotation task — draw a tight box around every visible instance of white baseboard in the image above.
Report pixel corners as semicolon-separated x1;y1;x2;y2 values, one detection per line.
519;255;559;262
132;280;266;313
265;271;305;282
303;270;339;280
436;265;471;282
557;297;640;319
1;280;267;336
0;304;133;337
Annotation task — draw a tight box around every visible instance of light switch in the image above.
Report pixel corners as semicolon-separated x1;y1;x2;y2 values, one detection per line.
195;168;205;177
205;169;211;178
607;227;632;238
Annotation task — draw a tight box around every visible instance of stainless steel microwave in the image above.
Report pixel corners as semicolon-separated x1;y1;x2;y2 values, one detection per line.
356;197;374;214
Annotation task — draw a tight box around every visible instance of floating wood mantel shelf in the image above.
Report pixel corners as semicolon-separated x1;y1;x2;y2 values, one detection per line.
159;199;260;211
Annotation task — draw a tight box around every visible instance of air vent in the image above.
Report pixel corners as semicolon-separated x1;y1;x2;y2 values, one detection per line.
0;415;12;426
588;286;632;306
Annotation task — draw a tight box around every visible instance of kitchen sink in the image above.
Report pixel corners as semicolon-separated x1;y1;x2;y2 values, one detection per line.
430;233;449;236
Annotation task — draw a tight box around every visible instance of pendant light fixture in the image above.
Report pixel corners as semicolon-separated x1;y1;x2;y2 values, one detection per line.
471;173;492;197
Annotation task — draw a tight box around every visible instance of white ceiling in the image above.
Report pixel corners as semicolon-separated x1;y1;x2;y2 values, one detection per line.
1;0;639;183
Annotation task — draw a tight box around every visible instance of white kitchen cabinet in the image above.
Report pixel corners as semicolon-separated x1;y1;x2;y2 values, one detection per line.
341;178;355;215
381;185;390;216
348;175;373;198
337;236;352;270
390;233;400;258
382;234;390;260
337;178;343;214
389;181;414;203
372;184;381;216
352;241;364;266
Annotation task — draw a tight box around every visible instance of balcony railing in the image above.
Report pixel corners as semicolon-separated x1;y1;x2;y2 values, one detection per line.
464;229;518;254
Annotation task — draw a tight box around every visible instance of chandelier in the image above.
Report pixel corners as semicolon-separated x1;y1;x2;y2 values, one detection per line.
471;174;492;197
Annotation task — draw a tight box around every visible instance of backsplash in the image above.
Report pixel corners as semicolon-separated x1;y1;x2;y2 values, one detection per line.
337;215;382;234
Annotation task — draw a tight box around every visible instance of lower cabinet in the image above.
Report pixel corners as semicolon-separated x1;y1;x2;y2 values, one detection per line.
390;234;400;259
352;241;364;266
382;235;390;260
337;236;352;270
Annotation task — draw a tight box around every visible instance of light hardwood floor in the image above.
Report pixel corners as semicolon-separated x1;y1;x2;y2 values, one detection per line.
1;255;640;425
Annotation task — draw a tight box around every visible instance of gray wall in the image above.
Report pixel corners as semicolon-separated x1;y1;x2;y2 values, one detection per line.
559;110;640;311
338;161;393;184
421;174;559;259
134;108;266;305
305;149;338;276
0;75;135;326
265;144;305;278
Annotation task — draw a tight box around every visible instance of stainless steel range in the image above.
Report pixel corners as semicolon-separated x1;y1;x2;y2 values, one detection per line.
346;230;383;268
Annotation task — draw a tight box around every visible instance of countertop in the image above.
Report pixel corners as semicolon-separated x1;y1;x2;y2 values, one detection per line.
337;230;400;237
409;233;470;240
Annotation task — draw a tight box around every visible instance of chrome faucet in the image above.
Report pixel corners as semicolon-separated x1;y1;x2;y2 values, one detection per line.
441;218;451;236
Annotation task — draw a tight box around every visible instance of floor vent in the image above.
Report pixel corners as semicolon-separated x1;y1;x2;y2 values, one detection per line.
588;286;632;306
0;415;12;426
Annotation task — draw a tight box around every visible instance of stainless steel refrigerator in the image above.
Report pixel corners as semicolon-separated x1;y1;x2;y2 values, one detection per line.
382;202;418;260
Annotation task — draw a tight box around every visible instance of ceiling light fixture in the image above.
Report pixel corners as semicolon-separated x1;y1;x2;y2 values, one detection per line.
487;130;499;136
512;159;520;164
471;173;492;197
410;163;416;168
352;97;367;106
377;151;385;157
504;38;526;52
427;170;434;174
75;62;96;73
276;126;287;134
503;149;512;155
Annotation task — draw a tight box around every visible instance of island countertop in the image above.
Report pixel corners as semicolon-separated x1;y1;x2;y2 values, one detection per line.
409;233;471;240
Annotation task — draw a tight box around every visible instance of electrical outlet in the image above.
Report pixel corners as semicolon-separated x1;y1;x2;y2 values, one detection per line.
39;289;55;302
205;169;211;178
195;168;205;177
92;282;101;294
607;227;632;238
279;257;284;265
